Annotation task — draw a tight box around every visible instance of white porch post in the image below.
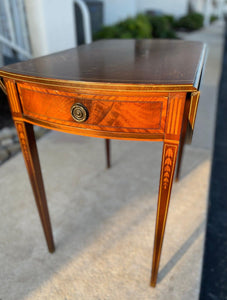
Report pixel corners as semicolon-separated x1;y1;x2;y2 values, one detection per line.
204;0;212;27
24;0;76;57
217;0;225;21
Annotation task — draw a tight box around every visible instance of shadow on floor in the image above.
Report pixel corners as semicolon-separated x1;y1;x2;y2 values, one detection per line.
199;22;227;300
158;220;205;284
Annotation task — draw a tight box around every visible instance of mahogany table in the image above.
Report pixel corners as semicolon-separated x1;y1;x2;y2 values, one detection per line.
0;39;206;287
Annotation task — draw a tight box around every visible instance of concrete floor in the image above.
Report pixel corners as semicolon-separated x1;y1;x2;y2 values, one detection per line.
0;22;225;300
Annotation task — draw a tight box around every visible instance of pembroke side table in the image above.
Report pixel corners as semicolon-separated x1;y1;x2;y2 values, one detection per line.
0;39;206;287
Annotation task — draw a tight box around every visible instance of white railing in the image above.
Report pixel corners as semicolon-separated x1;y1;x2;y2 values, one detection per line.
0;35;31;58
73;0;92;45
0;0;32;67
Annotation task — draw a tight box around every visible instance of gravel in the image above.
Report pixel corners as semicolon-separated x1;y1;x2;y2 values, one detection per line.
0;125;48;166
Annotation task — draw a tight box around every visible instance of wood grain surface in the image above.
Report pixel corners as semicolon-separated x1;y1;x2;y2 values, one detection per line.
1;40;206;89
18;83;168;134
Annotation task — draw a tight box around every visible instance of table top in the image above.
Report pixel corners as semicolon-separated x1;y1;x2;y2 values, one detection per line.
0;39;206;90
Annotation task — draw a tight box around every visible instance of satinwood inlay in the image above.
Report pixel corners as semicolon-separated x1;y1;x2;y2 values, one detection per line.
163;147;174;190
5;80;21;113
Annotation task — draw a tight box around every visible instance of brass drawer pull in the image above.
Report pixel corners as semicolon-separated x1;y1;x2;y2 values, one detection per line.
71;103;89;123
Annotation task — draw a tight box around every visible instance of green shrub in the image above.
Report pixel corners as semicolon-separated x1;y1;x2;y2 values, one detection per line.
210;15;218;23
147;15;177;38
175;12;204;31
161;14;175;27
94;14;152;40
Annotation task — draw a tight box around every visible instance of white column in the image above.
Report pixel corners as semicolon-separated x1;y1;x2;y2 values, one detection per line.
217;0;224;21
24;0;48;57
24;0;76;57
204;0;212;27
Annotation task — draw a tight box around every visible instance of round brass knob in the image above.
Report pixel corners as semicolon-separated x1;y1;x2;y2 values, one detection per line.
71;103;89;123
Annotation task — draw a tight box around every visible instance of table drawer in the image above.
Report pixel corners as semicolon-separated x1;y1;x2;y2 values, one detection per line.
18;83;168;134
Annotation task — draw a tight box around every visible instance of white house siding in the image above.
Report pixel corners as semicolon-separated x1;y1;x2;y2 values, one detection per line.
103;0;189;26
102;0;137;25
136;0;188;17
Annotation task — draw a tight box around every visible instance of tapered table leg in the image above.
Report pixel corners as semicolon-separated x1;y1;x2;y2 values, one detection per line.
105;139;111;169
15;121;55;253
150;141;179;287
